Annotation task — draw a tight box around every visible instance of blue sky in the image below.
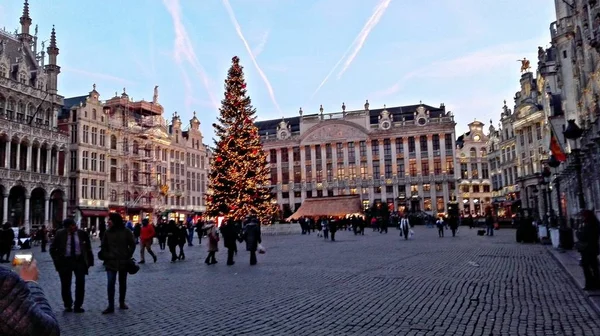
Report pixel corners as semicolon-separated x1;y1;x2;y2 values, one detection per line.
1;0;554;141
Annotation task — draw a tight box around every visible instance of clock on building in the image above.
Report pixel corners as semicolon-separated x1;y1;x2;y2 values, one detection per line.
380;120;391;130
417;117;427;126
473;134;481;141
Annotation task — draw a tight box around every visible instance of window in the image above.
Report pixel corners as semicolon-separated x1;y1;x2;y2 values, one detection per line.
0;64;6;78
110;190;117;202
326;163;333;182
535;123;542;140
293;147;301;162
472;185;480;193
133;141;139;155
110;135;117;150
91;179;97;199
445;134;453;150
349;163;356;178
359;141;367;157
81;178;88;199
294;166;301;183
396;159;405;176
434;160;442;175
348;142;355;162
91;152;97;171
82;151;89;170
409;160;417;177
383;139;391;156
315;145;322;160
471;163;479;178
421;161;429;176
82;125;89;143
70;150;77;172
461;185;470;193
460;163;468;179
270;149;277;163
110;159;117;182
360;162;368;179
325;144;332;159
91;127;98;145
305;165;312;182
316;166;323;182
408;137;415;153
372;161;380;178
304;146;311;160
336;143;344;161
384;159;392;178
420;135;428;153
70;125;78;144
99;129;106;147
99;181;105;200
446;158;454;174
526;126;533;143
483;185;490;193
282;167;289;184
423;184;431;192
481;163;489;179
99;154;105;173
282;148;289;162
123;138;129;152
337;165;344;179
432;134;440;151
394;138;404;154
470;148;476;158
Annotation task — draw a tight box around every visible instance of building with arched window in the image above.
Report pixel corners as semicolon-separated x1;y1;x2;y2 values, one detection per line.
0;2;69;232
455;120;491;216
255;101;458;218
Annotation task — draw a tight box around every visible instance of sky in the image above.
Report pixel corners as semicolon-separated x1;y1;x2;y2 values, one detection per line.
1;0;555;141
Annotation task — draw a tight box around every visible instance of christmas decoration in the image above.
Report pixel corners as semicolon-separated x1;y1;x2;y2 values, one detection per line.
206;56;276;223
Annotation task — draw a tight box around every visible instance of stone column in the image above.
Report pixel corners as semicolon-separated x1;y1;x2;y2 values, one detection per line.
310;145;317;185
2;193;8;224
36;146;41;173
4;141;10;168
44;197;50;227
331;144;338;196
26;143;32;171
54;151;59;176
276;148;282;205
288;147;294;205
379;140;386;200
391;138;397;174
63;199;68;221
63;150;69;176
24;196;30;233
15;143;21;170
46;148;51;174
299;145;306;202
343;143;349;194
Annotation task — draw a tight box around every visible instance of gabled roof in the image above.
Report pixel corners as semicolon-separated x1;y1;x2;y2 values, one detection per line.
63;96;87;109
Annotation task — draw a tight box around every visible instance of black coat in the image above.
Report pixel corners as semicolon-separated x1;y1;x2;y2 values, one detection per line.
220;223;238;250
243;222;261;252
100;226;136;272
50;229;94;275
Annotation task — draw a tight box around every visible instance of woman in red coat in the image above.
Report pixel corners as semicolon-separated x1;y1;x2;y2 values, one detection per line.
139;218;157;264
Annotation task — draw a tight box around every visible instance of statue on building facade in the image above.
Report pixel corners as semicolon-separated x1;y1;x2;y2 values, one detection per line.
518;58;531;73
153;85;159;103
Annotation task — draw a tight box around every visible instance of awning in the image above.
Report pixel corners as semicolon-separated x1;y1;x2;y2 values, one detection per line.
287;195;362;220
80;209;109;217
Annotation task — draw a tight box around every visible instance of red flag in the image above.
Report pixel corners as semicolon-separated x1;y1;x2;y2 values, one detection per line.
549;123;566;162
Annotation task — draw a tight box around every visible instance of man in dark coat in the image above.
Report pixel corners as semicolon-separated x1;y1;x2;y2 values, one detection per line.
50;218;94;313
0;262;60;335
242;216;262;265
221;218;238;266
578;210;600;290
0;222;15;262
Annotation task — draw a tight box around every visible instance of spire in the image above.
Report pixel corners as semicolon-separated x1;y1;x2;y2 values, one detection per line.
49;25;57;49
18;0;33;43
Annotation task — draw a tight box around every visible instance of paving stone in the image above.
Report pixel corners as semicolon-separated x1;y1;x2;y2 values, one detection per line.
2;227;599;335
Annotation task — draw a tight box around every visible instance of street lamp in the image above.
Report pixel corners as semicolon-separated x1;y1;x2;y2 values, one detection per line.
563;119;586;210
532;186;539;220
541;167;552;239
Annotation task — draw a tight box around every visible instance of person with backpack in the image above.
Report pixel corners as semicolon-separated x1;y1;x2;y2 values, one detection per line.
400;215;410;240
436;217;445;238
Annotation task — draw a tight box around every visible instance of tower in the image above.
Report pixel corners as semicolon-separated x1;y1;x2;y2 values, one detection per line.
18;0;33;46
44;26;60;94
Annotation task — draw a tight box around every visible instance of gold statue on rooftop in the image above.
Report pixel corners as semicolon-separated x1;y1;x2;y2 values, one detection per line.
518;58;531;73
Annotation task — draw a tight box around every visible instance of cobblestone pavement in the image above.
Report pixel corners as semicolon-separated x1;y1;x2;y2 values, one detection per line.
5;226;600;336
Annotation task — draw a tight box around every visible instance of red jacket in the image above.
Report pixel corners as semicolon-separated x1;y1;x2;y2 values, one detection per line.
140;224;155;243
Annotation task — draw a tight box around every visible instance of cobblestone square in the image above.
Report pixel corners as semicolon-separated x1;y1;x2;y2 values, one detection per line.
11;227;600;336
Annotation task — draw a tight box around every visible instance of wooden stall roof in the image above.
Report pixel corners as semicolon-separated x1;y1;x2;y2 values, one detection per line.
287;195;362;220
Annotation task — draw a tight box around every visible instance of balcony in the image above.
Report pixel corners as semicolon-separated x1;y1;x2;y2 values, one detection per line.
0;167;68;185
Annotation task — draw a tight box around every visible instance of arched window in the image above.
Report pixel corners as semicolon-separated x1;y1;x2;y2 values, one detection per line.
480;148;487;157
122;164;129;182
132;141;139;155
110;135;117;150
123;138;129;152
110;190;117;202
469;147;477;158
92;109;97;120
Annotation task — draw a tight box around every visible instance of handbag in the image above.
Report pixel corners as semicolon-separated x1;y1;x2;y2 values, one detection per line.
126;259;140;275
257;243;266;254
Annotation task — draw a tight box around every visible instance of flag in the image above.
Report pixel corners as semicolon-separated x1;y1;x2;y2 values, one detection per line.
549;122;567;162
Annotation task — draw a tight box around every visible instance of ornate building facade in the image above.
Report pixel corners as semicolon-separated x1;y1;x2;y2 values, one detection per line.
256;101;458;217
455;120;491;216
58;86;210;227
0;1;69;231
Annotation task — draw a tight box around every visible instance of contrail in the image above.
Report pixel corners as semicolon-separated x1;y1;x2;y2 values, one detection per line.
311;0;392;99
337;0;391;79
222;0;281;113
163;0;219;109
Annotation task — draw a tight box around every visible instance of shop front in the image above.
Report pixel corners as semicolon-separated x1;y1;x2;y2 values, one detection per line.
76;208;109;230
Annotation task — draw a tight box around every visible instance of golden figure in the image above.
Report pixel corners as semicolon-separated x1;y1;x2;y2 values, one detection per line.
518;58;531;73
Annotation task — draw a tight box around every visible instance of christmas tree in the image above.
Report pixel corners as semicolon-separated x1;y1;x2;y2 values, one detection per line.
207;56;276;223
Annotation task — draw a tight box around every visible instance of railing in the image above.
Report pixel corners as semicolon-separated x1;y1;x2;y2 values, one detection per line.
0;167;68;185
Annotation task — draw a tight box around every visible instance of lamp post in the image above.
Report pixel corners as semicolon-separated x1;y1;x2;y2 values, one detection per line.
548;155;564;226
532;186;539;220
563;119;586;210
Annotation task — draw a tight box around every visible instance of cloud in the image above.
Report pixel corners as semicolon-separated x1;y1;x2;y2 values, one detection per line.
252;30;270;57
62;67;133;85
222;0;281;113
373;40;540;98
337;0;391;79
311;0;391;99
163;0;219;109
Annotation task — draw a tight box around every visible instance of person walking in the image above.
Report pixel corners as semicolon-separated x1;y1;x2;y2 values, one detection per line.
195;219;204;245
139;219;157;264
578;210;600;290
449;216;459;237
205;222;219;265
49;218;94;313
220;218;238;266
39;225;48;252
436;217;445;238
186;220;195;247
400;215;410;240
156;221;167;251
0;222;15;263
0;260;60;335
242;216;262;265
177;222;187;260
99;213;136;314
329;218;338;242
321;217;329;240
166;220;179;262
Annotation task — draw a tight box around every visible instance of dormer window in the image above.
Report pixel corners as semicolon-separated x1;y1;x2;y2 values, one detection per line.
0;65;6;78
19;72;27;84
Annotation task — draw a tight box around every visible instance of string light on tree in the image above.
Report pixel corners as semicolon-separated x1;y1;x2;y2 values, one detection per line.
206;56;276;223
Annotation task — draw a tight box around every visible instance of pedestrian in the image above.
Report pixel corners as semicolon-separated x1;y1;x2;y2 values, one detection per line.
39;225;48;252
220;218;238;266
186;220;195;246
177;222;187;260
99;213;136;314
49;218;94;313
98;220;106;242
321;217;329;240
133;222;141;245
205;222;219;265
485;214;495;236
0;260;60;335
157;221;167;251
166;220;179;262
139;219;157;264
0;222;15;263
400;215;410;240
436;217;445;238
329;218;337;242
577;210;600;290
195;219;204;245
449;217;459;237
242;216;261;265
